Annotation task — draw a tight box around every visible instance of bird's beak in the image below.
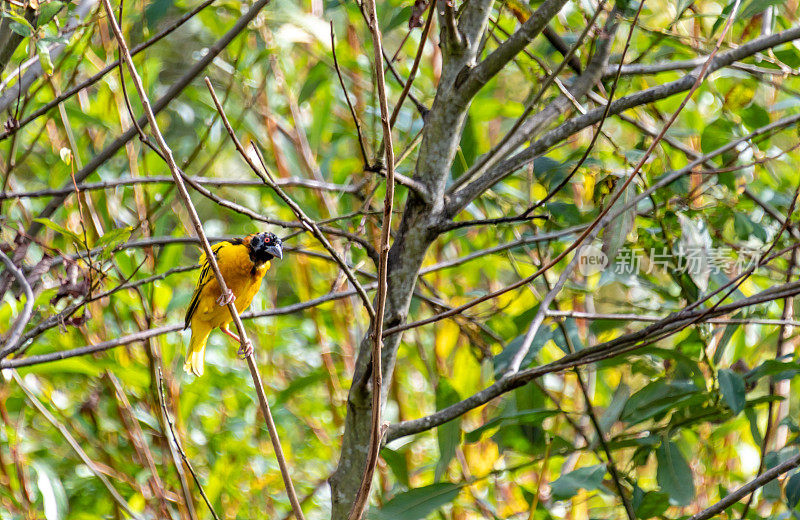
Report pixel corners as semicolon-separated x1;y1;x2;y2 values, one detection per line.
265;243;283;260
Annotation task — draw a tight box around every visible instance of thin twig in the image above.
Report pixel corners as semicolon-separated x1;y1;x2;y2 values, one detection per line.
348;0;395;514
330;22;369;166
388;0;435;128
0;176;358;200
156;367;222;520
545;310;800;327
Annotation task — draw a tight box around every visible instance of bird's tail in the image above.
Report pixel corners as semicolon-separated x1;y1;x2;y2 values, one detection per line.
184;326;211;377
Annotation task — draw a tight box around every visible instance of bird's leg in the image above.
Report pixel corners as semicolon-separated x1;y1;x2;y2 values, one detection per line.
220;325;241;342
220;325;254;359
237;339;254;359
216;289;235;306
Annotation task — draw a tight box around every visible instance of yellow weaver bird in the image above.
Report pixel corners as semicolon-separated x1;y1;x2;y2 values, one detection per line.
183;232;283;376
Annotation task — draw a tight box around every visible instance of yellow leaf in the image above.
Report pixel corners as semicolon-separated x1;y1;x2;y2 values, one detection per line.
435;320;460;363
464;439;499;477
450;344;481;398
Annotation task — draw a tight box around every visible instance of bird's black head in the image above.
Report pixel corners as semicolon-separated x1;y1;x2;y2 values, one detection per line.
249;232;283;264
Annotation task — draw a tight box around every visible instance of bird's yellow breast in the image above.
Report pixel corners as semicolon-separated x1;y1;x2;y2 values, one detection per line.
191;243;270;329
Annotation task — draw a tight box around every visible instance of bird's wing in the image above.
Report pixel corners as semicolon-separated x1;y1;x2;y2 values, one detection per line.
184;241;229;329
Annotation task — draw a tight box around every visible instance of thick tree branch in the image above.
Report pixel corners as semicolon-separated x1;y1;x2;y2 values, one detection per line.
386;280;800;441
449;24;800;210
453;0;569;101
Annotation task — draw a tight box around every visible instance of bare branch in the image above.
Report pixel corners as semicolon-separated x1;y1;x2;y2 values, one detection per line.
348;0;396;513
389;0;435;128
330;22;369;166
453;0;569;101
449;24;800;209
386;280;800;441
0;175;358;200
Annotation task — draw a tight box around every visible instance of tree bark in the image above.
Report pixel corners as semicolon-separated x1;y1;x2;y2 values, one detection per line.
328;1;496;515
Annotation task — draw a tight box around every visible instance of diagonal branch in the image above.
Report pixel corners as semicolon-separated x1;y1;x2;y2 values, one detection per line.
688;453;800;520
385;280;800;441
453;0;569;101
450;23;800;210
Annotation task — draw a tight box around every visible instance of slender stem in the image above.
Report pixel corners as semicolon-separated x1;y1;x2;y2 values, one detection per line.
347;0;395;515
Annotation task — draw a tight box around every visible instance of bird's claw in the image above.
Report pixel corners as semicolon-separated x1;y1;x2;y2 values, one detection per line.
237;339;254;359
217;289;235;306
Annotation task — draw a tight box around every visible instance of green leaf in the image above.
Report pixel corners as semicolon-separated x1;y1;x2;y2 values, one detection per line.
633;487;670;519
656;441;695;506
762;451;782;501
33;218;84;246
38;1;64;22
9;20;33;37
552;318;583;353
465;409;559;444
621;380;698;425
745;407;763;446
741;104;770;130
435;380;461;482
598;383;629;435
2;11;35;36
374;483;462;520
713;315;742;365
298;61;328;105
95;226;133;258
746;359;800;383
786;472;800;509
602;180;636;264
774;47;800;69
381;448;409;488
739;0;784;19
718;369;746;415
550;464;607;501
